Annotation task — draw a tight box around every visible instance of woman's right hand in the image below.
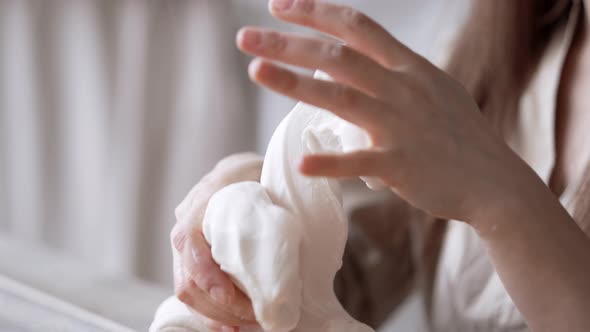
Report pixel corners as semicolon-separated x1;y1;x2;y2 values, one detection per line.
170;153;263;331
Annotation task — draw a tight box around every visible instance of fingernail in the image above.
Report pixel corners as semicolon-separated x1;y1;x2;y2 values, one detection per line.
271;0;293;11
210;286;230;305
239;29;261;48
220;326;237;332
248;58;263;79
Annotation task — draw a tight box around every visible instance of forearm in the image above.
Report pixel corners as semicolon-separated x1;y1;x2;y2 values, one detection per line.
473;174;590;332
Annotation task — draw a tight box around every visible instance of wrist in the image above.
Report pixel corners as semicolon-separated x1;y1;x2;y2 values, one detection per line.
467;163;554;239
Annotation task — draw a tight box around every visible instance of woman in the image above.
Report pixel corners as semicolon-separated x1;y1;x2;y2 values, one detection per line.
167;0;590;331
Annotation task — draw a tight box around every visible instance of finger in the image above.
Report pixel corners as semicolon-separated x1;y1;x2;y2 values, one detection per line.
183;229;235;304
268;0;416;68
174;180;214;228
173;240;256;330
188;312;225;332
184;230;256;320
176;274;249;326
249;58;392;132
212;153;264;183
175;154;264;226
174;263;239;325
177;228;232;304
220;327;239;332
299;149;393;178
237;27;392;96
180;229;256;322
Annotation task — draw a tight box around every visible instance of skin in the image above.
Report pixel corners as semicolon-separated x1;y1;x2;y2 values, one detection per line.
171;1;590;331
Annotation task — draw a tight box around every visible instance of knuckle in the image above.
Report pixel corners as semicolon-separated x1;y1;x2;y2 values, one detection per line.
266;32;287;53
175;283;193;304
324;43;342;62
325;43;355;66
386;78;414;106
189;244;209;269
333;85;358;108
194;272;218;292
344;8;372;32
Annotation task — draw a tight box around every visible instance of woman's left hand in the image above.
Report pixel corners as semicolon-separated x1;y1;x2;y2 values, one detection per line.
237;0;538;225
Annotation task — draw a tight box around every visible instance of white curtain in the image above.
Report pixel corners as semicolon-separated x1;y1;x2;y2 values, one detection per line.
0;0;255;284
0;0;470;288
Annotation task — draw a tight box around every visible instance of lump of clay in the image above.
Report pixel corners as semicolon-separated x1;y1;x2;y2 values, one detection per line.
203;182;302;331
150;72;377;332
202;99;375;331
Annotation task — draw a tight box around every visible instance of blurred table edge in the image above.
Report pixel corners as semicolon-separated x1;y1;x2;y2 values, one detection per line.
0;233;171;331
0;275;134;331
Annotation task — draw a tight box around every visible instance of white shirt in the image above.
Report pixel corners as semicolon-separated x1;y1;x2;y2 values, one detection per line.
431;2;587;331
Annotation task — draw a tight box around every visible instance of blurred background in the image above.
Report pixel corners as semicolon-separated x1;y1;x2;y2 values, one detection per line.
0;0;470;330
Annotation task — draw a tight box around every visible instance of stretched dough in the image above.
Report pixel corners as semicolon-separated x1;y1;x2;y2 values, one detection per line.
151;73;379;332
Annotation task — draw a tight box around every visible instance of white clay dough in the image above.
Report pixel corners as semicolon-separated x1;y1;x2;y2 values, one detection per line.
151;72;379;332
